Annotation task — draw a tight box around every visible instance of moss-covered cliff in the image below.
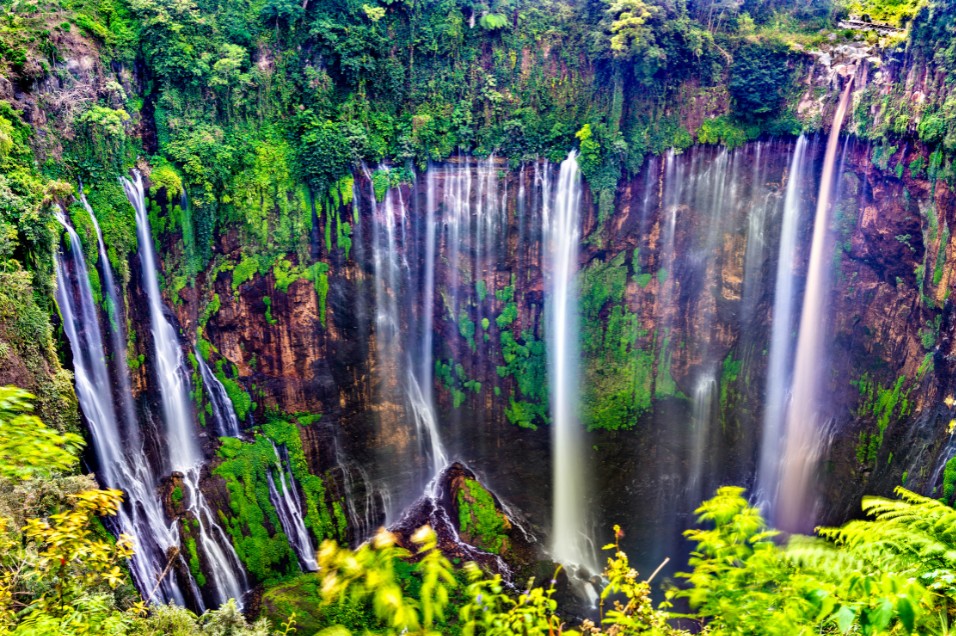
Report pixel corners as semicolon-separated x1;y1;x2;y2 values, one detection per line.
6;0;956;612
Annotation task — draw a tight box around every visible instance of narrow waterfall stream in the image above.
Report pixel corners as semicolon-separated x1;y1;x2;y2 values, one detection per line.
758;135;811;511
778;78;856;532
123;171;249;608
54;208;191;606
194;349;243;438
545;151;595;572
268;442;318;571
82;191;140;437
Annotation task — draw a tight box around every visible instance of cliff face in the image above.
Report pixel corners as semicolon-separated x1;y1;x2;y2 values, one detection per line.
134;135;956;576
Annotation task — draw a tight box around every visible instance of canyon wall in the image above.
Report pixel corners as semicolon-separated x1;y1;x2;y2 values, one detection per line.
126;133;956;580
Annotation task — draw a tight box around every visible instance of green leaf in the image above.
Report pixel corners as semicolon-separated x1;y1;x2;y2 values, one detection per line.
835;605;855;633
869;599;894;633
896;597;915;633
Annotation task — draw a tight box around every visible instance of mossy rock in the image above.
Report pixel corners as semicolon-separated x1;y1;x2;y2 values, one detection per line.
454;477;512;555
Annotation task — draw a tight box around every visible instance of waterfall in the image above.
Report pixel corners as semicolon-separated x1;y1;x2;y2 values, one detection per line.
195;349;243;438
741;141;778;326
545;151;594;571
82;191;140;437
758;135;810;511
367;167;447;517
335;438;389;547
54;208;190;606
444;155;471;317
422;163;438;423
123;171;249;608
123;173;200;470
689;373;717;504
778;80;855;532
268;442;318;571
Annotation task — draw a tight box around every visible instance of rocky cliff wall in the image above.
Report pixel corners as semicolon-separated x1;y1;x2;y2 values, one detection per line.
124;135;956;576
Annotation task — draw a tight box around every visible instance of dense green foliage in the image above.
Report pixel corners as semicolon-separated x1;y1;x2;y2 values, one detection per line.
6;0;956;632
579;251;680;431
0;98;79;434
280;485;956;635
0;387;83;481
213;417;347;584
0;385;313;633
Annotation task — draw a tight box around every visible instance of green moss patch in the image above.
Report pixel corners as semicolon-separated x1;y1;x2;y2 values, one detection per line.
213;418;346;584
455;478;510;555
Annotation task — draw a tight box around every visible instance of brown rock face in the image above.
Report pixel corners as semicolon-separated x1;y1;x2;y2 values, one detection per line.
211;277;327;414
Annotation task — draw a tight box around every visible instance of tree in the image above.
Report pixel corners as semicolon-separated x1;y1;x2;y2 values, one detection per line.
0;387;137;632
728;38;791;118
607;0;656;55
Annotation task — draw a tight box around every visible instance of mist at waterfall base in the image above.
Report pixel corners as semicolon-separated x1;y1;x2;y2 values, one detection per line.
58;139;857;609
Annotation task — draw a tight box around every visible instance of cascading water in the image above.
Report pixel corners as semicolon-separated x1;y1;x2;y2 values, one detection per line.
195;350;243;438
444;156;472;317
778;79;855;532
610;142;801;576
82;191;140;435
335;439;390;547
268;442;318;571
689;373;717;504
123;171;249;607
367;167;447;518
125;173;200;470
422;163;438;432
758;135;810;510
54;208;191;606
196;334;323;567
544;151;595;571
741;141;781;326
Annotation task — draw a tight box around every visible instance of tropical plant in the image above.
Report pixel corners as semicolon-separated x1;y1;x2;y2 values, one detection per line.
675;486;931;635
0;387;84;481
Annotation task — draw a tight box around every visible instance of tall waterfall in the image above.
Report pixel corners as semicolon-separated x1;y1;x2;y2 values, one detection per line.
367;168;447;518
124;173;200;470
268;442;318;571
54;208;190;606
778;80;855;532
545;151;594;571
758;135;810;511
82;191;140;437
195;349;243;438
123;171;249;608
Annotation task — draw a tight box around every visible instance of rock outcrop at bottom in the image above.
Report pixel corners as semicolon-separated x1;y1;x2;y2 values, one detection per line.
388;462;538;585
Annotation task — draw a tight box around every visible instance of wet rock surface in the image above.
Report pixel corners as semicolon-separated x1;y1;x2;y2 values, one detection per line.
128;140;956;583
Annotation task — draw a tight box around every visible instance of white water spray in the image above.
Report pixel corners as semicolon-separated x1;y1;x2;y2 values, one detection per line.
758;135;809;510
268;442;318;571
545;151;595;571
54;208;191;605
778;80;855;532
367;168;447;515
123;171;249;607
194;349;243;438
